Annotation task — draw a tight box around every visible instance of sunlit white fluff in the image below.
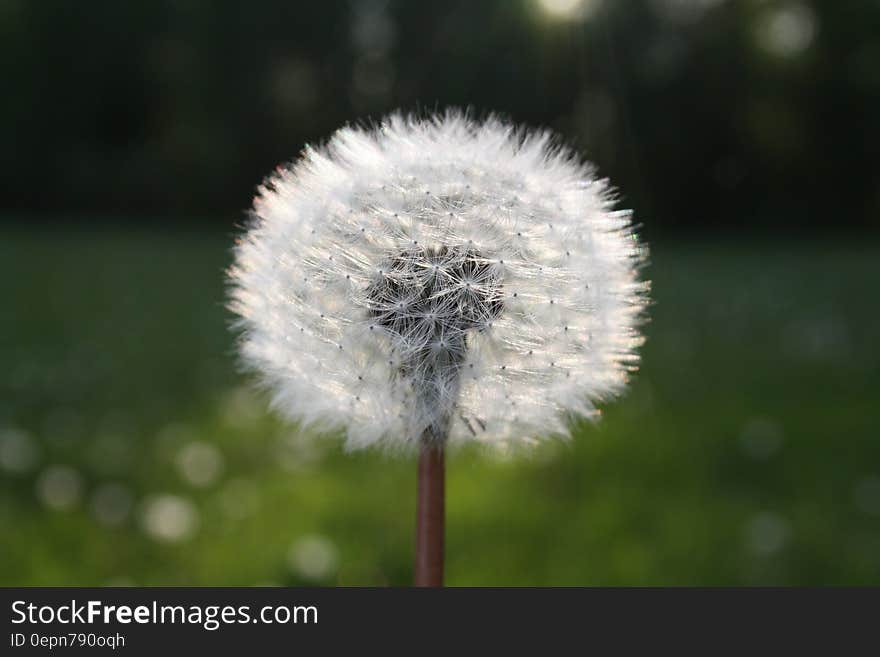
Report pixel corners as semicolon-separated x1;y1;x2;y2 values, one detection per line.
229;111;649;451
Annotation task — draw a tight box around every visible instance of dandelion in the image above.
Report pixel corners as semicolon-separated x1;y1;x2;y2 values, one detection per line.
229;110;649;585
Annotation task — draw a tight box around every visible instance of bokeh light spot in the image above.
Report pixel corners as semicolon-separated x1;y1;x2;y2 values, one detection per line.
141;494;199;543
745;512;790;556
739;417;783;460
90;483;133;526
756;3;817;58
287;535;339;581
36;465;84;511
0;427;39;473
536;0;601;22
175;441;225;488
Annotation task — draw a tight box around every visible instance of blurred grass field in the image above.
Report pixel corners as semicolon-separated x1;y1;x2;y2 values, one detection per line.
1;225;878;586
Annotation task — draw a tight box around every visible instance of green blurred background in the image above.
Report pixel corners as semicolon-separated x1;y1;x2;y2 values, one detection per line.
2;0;879;585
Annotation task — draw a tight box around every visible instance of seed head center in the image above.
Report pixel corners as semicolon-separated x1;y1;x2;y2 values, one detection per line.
366;245;504;369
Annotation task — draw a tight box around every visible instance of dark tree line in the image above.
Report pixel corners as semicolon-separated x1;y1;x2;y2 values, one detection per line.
2;0;878;232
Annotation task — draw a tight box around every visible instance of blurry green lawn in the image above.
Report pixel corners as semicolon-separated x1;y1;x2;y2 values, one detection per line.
1;225;878;585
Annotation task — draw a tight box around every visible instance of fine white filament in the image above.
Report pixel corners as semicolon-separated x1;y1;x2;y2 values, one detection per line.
229;111;649;451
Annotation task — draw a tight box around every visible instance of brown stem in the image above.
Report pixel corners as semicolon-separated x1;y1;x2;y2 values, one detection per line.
414;439;445;587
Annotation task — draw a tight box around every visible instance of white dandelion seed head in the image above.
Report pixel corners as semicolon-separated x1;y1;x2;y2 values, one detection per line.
229;110;649;452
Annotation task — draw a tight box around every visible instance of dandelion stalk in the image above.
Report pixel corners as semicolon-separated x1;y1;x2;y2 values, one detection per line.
414;435;444;586
229;110;649;586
